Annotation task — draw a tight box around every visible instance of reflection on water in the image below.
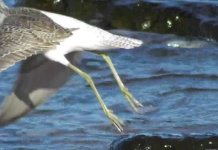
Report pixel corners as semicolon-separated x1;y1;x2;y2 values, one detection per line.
1;0;218;149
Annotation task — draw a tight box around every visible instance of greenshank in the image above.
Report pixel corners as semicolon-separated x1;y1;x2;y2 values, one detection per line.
0;1;143;132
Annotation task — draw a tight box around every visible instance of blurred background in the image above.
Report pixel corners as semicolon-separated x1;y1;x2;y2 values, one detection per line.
1;0;218;149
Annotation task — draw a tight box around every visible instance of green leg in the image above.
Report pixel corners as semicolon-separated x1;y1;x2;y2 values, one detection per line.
68;63;124;133
100;53;143;112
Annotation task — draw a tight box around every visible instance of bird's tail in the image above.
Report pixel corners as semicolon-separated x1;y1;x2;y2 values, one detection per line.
81;27;144;51
42;11;143;51
103;33;143;49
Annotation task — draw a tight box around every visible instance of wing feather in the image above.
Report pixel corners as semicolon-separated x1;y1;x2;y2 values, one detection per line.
0;7;72;72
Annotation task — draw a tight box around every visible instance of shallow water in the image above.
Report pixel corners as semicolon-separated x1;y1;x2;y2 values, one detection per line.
1;0;218;149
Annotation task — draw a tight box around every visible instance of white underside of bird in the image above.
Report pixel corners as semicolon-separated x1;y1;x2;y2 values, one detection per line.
0;3;144;131
41;11;143;66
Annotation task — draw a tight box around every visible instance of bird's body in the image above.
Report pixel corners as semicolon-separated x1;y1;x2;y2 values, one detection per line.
0;5;142;70
0;0;143;132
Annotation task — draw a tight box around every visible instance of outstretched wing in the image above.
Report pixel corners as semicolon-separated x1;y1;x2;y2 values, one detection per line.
0;7;72;72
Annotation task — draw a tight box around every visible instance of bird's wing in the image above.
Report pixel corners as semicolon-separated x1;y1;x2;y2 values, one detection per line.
0;7;72;72
0;52;80;126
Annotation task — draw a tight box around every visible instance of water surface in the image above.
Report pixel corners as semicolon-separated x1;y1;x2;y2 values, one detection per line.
1;0;218;149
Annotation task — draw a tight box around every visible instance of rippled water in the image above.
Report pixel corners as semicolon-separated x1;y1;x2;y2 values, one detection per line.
1;0;218;150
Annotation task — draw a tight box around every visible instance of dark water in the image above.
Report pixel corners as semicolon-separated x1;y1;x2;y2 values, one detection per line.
1;0;218;149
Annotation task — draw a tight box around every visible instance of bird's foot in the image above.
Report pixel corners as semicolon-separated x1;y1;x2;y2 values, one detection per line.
121;86;144;112
104;108;124;133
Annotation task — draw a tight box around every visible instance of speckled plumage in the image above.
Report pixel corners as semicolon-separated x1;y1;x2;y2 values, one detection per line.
0;1;144;131
0;7;72;71
0;1;143;72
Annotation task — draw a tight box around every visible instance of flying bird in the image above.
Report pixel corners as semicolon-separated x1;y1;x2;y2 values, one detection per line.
0;0;143;132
